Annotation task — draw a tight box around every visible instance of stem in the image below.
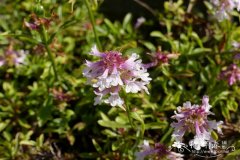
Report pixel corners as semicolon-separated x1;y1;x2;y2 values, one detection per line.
45;45;58;80
42;26;58;81
133;0;156;16
125;104;135;129
84;0;102;51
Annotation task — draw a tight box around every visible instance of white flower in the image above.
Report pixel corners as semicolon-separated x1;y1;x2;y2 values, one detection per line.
125;81;149;94
104;93;124;107
172;141;185;149
106;69;123;87
233;0;240;11
189;133;210;150
15;50;26;65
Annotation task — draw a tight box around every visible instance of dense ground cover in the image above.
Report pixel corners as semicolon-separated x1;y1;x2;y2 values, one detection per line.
0;0;240;159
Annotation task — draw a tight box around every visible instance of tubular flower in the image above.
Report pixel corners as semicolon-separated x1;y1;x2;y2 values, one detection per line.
171;96;223;150
83;46;151;109
211;0;240;21
0;49;27;67
220;64;240;85
135;140;184;160
134;17;146;29
143;49;179;69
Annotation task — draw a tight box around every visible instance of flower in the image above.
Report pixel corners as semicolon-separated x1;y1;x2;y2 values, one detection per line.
24;13;57;30
231;41;240;59
143;49;179;69
171;96;223;150
50;88;73;102
0;49;27;67
172;141;185;149
220;64;240;85
134;17;146;29
234;54;240;60
211;0;240;21
135;140;184;160
83;46;151;109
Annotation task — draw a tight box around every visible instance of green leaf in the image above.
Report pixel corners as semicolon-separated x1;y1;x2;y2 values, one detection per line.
67;132;75;146
99;111;110;121
68;0;76;12
139;41;156;51
102;129;118;137
0;120;10;132
112;140;122;151
38;98;53;126
221;105;230;120
20;140;36;146
79;152;99;158
191;32;203;48
150;31;168;41
145;122;168;129
130;112;144;123
224;149;240;160
36;134;44;147
123;13;132;29
98;120;130;129
227;100;238;112
18;119;31;129
211;131;218;140
73;122;86;131
92;139;103;153
160;128;173;143
191;48;211;55
104;19;118;35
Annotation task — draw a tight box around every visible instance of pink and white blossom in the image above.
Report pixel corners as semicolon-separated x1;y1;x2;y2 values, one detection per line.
171;96;223;150
135;140;184;160
211;0;240;21
0;49;27;67
144;50;179;69
83;46;151;109
220;64;240;85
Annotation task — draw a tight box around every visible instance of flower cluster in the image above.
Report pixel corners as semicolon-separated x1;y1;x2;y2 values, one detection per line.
171;96;223;150
50;88;73;102
0;49;27;67
220;64;240;85
211;0;240;21
83;46;151;109
144;50;179;69
24;13;58;30
135;140;184;160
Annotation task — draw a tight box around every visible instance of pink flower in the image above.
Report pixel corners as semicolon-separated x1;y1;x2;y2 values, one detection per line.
83;46;151;109
144;50;179;69
171;96;223;150
220;64;240;85
135;140;184;160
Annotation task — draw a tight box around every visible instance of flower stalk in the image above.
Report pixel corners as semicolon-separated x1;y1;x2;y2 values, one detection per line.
84;0;102;51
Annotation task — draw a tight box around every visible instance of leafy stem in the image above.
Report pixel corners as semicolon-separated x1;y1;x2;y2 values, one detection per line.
41;26;58;81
